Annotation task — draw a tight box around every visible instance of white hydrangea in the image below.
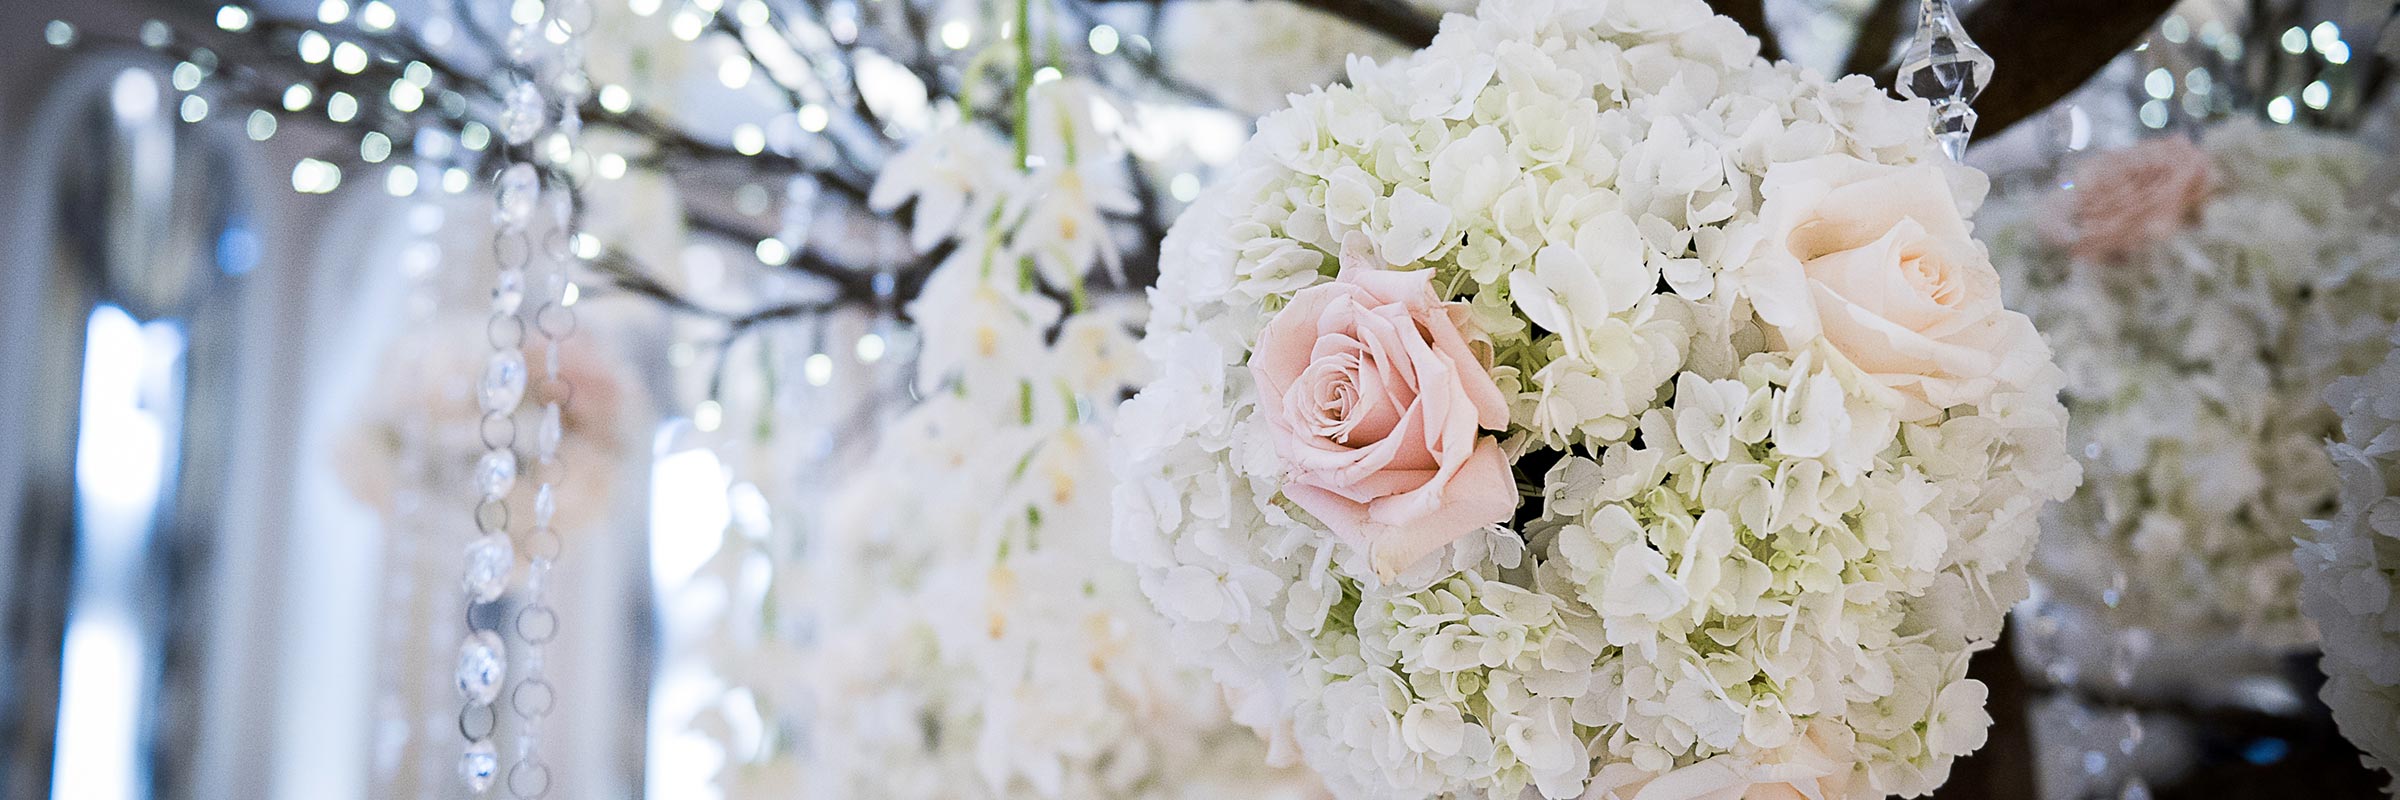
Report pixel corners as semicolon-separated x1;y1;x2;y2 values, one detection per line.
802;68;1311;799
1985;122;2400;649
2305;324;2400;792
1114;1;2077;797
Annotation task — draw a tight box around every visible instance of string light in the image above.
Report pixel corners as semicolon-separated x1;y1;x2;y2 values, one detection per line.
732;123;765;155
291;158;342;193
940;20;971;50
317;0;350;24
215;6;251;32
245;109;277;140
2268;95;2296;124
179;95;209;123
385;164;418;196
797;103;828;132
326;90;358;122
43;20;75;47
390;79;424;112
598;84;632;113
298;30;331;63
2302;80;2331;110
332;41;369;74
282;83;312;111
172;62;204;91
361;130;393;162
360;1;395;30
1088;25;1118;55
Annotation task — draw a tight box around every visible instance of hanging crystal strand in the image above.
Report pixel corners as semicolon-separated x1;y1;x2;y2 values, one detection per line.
459;12;552;795
1896;0;1994;161
507;1;589;797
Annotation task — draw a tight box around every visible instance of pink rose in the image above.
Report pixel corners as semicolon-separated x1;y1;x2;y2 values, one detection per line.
1746;155;2040;421
2061;135;2216;263
1250;236;1515;579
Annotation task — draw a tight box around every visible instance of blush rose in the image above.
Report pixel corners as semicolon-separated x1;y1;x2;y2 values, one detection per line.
1249;238;1515;579
1745;154;2044;421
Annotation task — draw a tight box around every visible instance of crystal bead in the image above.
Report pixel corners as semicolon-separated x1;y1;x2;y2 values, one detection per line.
534;484;556;528
460;738;499;792
455;631;506;706
1895;0;1992;161
476;449;518;500
462;533;515;604
495;163;539;228
501;81;546;146
492;269;525;315
538;402;562;464
504;23;538;65
480;349;527;414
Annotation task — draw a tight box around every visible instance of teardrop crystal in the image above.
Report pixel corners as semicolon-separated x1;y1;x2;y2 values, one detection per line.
462;533;515;604
1895;0;1993;160
492;268;525;315
455;631;506;706
495;163;539;228
538;402;562;464
480;349;527;414
534;483;556;528
460;738;499;792
476;449;517;500
502;81;546;145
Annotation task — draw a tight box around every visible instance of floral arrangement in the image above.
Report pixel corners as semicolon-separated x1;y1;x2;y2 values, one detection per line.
1112;1;2078;797
2304;324;2400;792
1983;121;2400;649
790;75;1312;799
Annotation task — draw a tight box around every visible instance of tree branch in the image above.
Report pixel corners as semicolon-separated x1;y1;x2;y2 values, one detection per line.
1896;0;2179;139
1842;0;1909;77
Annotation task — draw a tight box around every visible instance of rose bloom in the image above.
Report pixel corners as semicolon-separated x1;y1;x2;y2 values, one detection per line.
2061;135;2216;263
1747;154;2041;421
1249;238;1515;579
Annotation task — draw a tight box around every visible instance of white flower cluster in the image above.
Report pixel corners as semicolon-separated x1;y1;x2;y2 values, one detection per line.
2305;324;2400;791
800;74;1309;800
1114;1;2077;797
1984;122;2400;649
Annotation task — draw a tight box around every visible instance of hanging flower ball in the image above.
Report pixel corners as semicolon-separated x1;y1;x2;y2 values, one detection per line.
1112;1;2077;797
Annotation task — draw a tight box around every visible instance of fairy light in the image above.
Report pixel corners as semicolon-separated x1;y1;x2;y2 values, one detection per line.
361;130;393;162
332;41;369;74
360;1;395;30
597;152;627;180
755;238;791;265
291;158;342;193
172;62;203;91
940;20;971;50
179;95;209;123
2143;68;2172;100
326;90;358;122
386;164;418;196
245;109;277;140
670;10;705;40
2268;95;2296;124
390;79;424;112
2302;80;2331;110
317;0;350;24
797;103;828;132
732;123;765;155
215;6;251;31
2281;27;2308;54
298;31;331;63
598;84;632;113
1088;24;1118;55
629;0;662;15
282;84;312;110
718;55;752;89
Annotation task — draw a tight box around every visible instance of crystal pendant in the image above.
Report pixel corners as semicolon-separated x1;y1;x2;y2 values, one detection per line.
480;349;527;414
476;449;518;500
492;268;525;315
455;631;506;706
534;484;556;528
502;81;546;146
496;163;540;228
1895;0;1992;161
460;738;499;792
462;533;515;604
537;402;562;464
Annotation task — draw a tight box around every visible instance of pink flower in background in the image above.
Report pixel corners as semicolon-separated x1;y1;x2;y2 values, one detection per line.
1248;236;1515;579
2066;135;2217;263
